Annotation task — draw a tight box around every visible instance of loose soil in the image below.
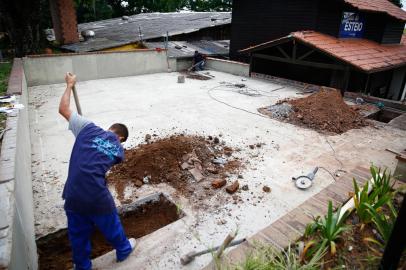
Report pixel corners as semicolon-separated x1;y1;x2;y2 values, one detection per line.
37;195;181;270
259;89;368;134
107;135;242;203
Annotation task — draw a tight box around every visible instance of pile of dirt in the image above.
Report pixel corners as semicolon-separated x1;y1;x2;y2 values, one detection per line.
107;134;241;201
260;89;367;134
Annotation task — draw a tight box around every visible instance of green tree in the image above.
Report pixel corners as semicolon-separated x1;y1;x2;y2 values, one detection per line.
75;0;113;23
0;0;46;57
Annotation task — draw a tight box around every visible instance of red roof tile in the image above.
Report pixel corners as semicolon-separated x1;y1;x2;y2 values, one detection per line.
343;0;406;21
292;31;406;72
240;31;406;73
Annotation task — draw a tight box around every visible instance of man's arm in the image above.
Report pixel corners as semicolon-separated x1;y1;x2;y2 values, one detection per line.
59;72;76;121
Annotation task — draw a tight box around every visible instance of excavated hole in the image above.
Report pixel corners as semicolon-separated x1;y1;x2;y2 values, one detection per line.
367;108;402;123
36;193;183;270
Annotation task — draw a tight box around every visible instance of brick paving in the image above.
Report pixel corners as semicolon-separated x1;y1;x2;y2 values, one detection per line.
202;166;372;269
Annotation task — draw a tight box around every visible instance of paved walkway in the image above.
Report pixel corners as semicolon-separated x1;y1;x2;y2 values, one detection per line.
203;166;372;269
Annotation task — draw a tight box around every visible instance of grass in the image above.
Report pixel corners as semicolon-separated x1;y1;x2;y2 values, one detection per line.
0;61;12;138
0;61;12;96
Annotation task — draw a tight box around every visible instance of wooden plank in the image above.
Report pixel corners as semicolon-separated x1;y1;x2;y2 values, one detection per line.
252;53;346;70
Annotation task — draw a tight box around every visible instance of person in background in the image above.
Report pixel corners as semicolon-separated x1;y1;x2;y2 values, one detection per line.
192;50;206;71
59;72;136;270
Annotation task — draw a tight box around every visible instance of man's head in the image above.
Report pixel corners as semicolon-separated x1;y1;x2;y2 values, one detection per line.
194;50;199;55
108;123;129;143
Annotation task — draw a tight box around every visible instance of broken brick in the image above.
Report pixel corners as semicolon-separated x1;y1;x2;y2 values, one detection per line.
263;185;271;193
134;180;143;187
226;180;239;194
211;179;227;189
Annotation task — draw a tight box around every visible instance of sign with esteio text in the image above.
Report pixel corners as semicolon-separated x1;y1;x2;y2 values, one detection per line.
339;12;365;38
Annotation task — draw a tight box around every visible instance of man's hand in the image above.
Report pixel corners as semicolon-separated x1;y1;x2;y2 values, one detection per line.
65;72;76;88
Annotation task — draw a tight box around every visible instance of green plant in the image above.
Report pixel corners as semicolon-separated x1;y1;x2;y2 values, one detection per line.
353;179;392;225
365;202;397;245
306;201;349;256
228;243;324;270
370;166;395;198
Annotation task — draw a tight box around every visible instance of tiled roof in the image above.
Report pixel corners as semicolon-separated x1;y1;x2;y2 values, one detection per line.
56;12;231;52
343;0;406;21
241;31;406;73
293;31;406;72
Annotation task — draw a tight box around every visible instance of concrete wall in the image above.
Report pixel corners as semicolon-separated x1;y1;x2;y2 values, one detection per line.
23;50;177;86
0;59;38;269
206;57;249;77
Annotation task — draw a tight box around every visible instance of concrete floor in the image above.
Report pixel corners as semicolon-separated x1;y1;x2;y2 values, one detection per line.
29;71;406;269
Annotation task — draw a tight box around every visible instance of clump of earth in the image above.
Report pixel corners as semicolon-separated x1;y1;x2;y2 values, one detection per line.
107;134;242;202
259;89;368;134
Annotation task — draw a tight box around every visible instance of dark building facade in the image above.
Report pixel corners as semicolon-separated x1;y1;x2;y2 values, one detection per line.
231;0;406;101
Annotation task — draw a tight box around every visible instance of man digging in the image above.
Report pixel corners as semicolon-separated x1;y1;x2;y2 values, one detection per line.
59;72;136;270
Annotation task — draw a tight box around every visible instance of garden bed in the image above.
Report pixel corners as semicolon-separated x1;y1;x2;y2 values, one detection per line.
226;166;406;269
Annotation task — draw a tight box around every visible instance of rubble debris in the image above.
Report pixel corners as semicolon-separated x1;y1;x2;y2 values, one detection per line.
249;145;255;149
259;89;368;134
212;157;227;165
213;137;220;144
145;134;152;141
108;135;241;200
212;179;227;189
134;180;143;187
226;180;239;194
241;184;249;191
262;186;271;193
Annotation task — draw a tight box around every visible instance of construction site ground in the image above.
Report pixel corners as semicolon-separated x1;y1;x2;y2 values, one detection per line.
29;70;406;269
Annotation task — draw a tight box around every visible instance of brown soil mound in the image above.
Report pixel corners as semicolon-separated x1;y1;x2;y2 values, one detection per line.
261;89;367;134
108;135;241;201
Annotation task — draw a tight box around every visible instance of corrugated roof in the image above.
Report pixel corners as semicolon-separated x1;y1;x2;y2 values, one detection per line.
59;12;231;52
241;31;406;73
145;40;229;58
343;0;406;21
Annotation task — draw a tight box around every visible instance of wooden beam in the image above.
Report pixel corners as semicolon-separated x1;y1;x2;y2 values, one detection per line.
297;49;315;61
252;53;345;70
277;46;290;59
292;42;297;60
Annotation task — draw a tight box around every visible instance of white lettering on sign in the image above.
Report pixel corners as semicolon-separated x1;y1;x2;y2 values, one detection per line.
344;21;363;32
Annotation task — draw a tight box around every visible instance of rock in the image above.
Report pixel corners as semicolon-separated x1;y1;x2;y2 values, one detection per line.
238;174;243;179
189;167;205;182
232;195;239;201
181;162;190;170
207;166;219;174
208;135;213;140
226;180;239;194
256;143;262;148
212;157;227;165
145;134;152;141
135;180;143;187
241;184;249;191
211;179;227;189
249;144;255;149
263;186;271;193
143;176;150;184
213;137;220;144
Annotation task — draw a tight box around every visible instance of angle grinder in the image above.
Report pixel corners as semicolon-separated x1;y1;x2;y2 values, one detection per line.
292;167;319;189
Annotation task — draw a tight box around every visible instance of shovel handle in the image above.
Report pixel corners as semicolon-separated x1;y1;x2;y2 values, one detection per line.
72;85;83;116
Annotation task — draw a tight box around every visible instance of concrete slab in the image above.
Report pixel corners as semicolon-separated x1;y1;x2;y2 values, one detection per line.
28;70;406;269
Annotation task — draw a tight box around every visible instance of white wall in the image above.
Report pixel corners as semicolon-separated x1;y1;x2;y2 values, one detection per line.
23;50;177;86
205;57;249;77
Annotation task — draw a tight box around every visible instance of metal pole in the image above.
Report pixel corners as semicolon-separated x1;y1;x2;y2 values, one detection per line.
379;193;406;269
72;85;83;116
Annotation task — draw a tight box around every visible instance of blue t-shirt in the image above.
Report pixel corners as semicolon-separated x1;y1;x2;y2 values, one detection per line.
62;113;124;214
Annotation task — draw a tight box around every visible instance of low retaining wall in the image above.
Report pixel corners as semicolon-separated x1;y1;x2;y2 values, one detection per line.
0;59;37;269
206;57;249;77
23;50;177;86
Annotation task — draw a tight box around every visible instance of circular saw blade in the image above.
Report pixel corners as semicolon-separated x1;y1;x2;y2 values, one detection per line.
295;177;312;189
